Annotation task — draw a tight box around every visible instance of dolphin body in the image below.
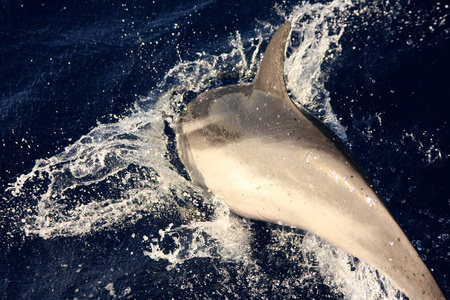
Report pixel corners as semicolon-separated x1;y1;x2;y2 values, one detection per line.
176;22;445;300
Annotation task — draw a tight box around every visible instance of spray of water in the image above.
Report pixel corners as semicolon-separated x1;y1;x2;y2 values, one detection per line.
284;0;353;140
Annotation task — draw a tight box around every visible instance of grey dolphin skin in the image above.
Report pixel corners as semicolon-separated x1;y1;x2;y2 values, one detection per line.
176;22;445;300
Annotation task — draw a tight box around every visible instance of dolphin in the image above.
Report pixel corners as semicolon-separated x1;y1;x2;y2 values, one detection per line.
175;22;445;300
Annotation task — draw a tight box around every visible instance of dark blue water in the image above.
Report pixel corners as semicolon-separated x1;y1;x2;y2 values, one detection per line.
1;0;449;299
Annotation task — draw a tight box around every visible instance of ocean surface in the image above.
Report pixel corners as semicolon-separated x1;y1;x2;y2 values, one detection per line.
1;0;449;299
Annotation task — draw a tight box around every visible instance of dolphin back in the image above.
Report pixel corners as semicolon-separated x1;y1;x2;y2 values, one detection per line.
176;22;445;300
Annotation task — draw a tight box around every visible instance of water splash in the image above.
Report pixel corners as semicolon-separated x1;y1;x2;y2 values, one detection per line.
7;102;203;238
284;0;353;141
144;196;254;268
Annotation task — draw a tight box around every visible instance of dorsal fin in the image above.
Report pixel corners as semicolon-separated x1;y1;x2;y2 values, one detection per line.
253;22;291;99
